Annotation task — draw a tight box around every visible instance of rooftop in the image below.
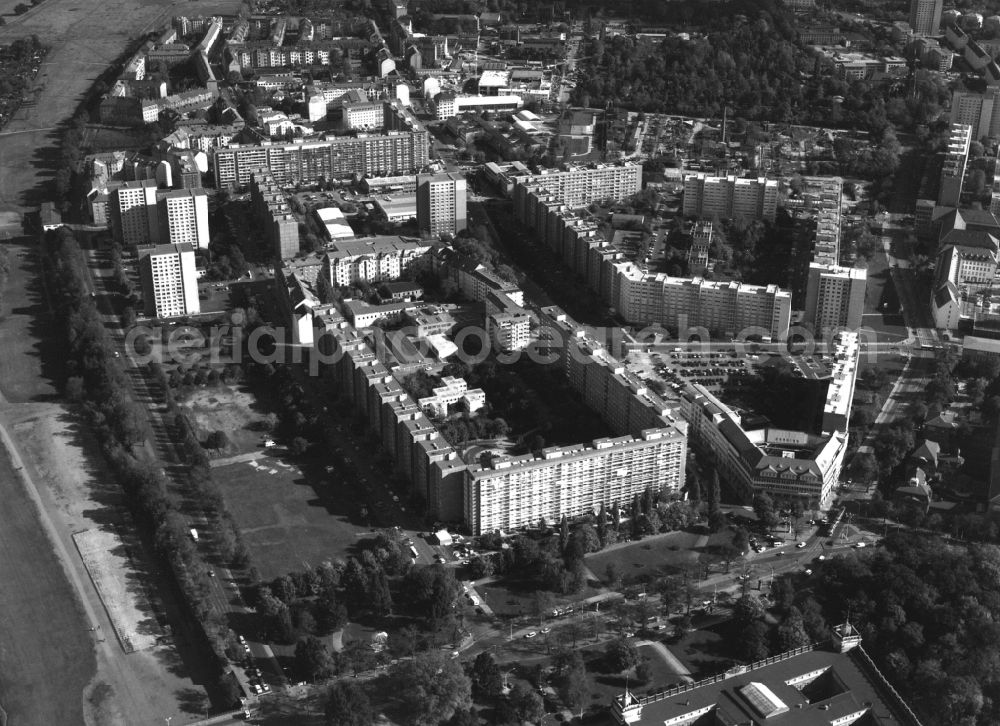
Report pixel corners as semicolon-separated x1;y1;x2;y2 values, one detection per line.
613;640;921;726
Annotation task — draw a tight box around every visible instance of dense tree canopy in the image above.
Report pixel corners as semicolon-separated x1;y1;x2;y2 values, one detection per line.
809;532;1000;725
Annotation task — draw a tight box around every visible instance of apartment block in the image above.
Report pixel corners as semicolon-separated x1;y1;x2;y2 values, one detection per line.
111;179;160;246
938;123;972;207
682;173;779;221
249;168;300;259
616;265;792;340
213;101;428;188
512;163;642;209
158;188;209;249
803;262;867;332
443;253;530;352
951;89;1000;141
910;0;943;35
416;171;467;237
465;429;686;534
325;236;432;286
340;89;385;129
138;243;200;318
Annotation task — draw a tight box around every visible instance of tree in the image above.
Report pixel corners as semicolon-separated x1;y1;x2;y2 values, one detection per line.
606;638;640;672
708;509;729;533
314;588;348;632
367;566;393;616
325;682;374;726
732;527;750;555
296;636;336;681
401;565;461;627
206;430;229;451
507;681;544;722
391;652;472;726
775;608;811;651
558;654;588;714
738;620;771;662
753;492;780;529
733;594;766;625
707;466;721;515
470;651;503;699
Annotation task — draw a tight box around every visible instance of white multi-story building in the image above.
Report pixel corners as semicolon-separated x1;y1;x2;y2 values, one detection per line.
112;179;160;246
433;93;523;119
512;163;643;209
616;265;792;340
417;376;486;417
416;171;467;237
138;243;200;318
159;188;209;249
939;123;972;207
340;89;386;129
325;236;433;286
682;174;779;221
803;263;867;333
465;429;687;534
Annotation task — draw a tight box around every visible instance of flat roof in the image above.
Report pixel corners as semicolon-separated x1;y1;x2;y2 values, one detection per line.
618;644;917;726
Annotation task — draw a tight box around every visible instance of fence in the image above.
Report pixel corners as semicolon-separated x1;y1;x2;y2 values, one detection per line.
638;644;818;705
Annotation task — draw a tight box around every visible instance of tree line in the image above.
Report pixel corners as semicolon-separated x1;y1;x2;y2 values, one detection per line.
41;227;241;698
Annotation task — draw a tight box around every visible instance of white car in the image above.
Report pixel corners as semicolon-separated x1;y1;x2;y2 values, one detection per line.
796;542;806;548
855;542;867;548
524;631;537;639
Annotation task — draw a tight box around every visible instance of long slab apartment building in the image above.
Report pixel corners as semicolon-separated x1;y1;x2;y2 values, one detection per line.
311;300;687;535
213;100;428;188
513;168;792;340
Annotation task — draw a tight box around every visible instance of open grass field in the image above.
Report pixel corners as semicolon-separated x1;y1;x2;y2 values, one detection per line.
0;428;95;724
215;454;373;580
477;577;604;619
587;530;721;586
671;621;742;677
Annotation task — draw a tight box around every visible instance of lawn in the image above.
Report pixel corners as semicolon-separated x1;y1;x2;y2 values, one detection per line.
215;453;374;581
477;577;604;619
587;530;729;586
670;620;742;678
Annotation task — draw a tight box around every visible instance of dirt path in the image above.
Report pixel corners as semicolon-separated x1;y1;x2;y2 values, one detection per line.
0;396;220;724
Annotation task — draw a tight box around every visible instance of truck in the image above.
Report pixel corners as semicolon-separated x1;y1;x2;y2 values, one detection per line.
190;528;199;542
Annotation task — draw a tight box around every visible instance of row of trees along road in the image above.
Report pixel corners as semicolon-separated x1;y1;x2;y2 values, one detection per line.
41;227;240;703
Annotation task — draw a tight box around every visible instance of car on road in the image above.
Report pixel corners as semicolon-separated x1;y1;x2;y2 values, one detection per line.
797;542;807;548
855;542;867;548
540;627;551;634
524;631;537;638
804;569;813;575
